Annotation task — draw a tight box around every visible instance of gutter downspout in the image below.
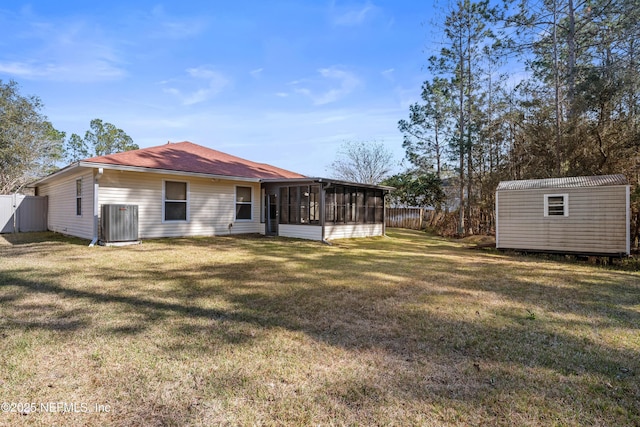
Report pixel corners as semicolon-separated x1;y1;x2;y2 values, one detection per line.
89;167;104;247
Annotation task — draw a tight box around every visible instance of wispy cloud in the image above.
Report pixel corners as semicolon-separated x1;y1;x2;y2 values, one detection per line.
292;66;360;105
0;61;49;78
163;66;230;105
147;5;207;39
0;11;127;82
381;68;395;81
331;1;377;26
250;68;264;78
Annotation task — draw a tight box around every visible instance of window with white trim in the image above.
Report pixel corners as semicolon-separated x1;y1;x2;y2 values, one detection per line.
544;194;568;217
164;181;188;221
236;186;252;220
76;179;82;216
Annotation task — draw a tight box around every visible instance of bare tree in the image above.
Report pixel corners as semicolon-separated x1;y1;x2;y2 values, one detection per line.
327;140;394;185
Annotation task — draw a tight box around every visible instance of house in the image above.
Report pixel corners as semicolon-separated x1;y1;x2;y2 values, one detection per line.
30;141;391;244
495;174;630;256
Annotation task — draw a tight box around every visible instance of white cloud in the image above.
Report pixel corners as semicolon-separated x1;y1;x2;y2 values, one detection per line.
292;66;360;105
381;68;395;81
250;68;264;78
148;5;207;39
0;61;47;78
331;2;376;26
0;13;127;82
163;66;230;105
0;54;126;83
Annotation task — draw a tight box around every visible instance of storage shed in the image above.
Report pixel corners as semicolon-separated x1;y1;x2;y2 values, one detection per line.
496;174;630;256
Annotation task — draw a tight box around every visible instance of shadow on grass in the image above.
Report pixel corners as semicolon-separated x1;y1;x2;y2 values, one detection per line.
0;231;90;259
0;229;639;423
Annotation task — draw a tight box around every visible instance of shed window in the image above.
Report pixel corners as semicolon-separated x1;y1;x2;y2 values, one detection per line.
236;186;252;220
164;181;188;221
76;179;82;216
544;194;568;217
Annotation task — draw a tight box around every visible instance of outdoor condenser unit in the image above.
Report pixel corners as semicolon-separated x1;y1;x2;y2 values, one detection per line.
101;204;138;243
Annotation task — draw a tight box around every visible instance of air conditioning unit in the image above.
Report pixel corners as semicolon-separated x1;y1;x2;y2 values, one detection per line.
101;204;138;243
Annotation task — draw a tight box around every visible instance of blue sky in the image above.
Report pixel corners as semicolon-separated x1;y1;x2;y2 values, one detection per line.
0;1;437;177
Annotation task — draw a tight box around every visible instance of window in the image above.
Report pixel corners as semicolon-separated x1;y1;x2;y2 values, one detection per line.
324;188;335;222
236;186;252;220
288;186;299;223
293;185;320;224
324;185;385;224
336;189;345;223
300;186;310;223
276;185;321;225
309;185;320;224
357;190;365;223
76;179;82;216
366;190;376;223
279;187;289;223
164;181;188;221
544;194;568;217
375;191;384;222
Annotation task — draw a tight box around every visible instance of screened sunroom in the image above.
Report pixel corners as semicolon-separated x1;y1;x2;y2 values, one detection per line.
260;178;392;241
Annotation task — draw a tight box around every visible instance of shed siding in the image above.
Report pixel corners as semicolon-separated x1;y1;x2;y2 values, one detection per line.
278;224;323;241
496;186;628;254
38;170;94;240
324;223;383;240
97;170;261;239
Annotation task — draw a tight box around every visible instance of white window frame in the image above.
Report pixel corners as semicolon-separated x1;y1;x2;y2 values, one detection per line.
162;180;189;223
235;185;253;221
544;193;569;217
75;178;82;217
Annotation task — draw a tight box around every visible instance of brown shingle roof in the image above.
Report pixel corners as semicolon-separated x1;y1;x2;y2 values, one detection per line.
83;141;306;180
496;174;628;191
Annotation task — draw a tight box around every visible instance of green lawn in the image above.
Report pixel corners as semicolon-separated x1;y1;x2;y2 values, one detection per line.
0;229;638;426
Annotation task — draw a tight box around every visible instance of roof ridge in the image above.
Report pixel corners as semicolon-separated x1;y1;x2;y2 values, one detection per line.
82;141;306;180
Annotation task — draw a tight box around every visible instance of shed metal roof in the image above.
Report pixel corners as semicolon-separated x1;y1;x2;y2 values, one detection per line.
496;174;628;191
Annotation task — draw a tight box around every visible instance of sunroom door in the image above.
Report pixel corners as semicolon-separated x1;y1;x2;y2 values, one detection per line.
266;193;278;236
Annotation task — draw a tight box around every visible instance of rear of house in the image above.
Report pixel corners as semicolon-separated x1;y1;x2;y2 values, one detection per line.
32;141;390;243
496;175;630;256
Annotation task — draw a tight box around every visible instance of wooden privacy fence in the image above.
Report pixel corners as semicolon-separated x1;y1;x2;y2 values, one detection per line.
0;195;48;233
385;207;451;231
386;207;425;230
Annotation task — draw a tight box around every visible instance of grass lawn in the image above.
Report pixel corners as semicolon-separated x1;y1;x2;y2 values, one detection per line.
0;229;639;426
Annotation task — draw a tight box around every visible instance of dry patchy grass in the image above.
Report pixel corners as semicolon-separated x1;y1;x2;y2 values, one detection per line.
0;229;639;426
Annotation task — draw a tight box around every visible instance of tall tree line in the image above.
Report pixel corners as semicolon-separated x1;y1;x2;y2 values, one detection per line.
399;0;640;240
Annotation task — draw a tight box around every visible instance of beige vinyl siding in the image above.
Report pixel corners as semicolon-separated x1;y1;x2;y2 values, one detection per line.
98;170;261;239
38;169;94;240
278;224;323;241
496;186;628;254
324;223;383;240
